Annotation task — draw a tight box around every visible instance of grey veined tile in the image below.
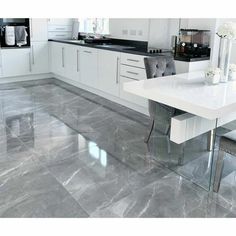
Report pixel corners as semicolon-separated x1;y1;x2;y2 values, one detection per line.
0;158;88;218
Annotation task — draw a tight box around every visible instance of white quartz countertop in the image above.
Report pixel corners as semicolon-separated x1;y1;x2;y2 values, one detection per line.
123;71;236;120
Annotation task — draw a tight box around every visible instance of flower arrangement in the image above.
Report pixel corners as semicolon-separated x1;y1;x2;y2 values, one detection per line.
217;22;236;39
229;64;236;72
205;67;221;85
205;67;221;77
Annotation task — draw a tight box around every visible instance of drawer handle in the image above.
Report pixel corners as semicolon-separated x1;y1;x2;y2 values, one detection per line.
126;71;139;75
127;59;139;63
84;50;92;53
55;34;67;36
55;28;66;30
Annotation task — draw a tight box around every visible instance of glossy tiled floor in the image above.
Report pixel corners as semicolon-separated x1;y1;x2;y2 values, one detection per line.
0;78;235;217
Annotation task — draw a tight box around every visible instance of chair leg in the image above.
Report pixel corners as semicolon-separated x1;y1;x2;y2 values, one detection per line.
144;119;155;143
213;150;225;193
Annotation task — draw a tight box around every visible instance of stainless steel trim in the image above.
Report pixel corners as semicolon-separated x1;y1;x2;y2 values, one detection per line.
77;49;79;72
84;50;92;54
62;47;65;67
127;59;139;63
116;57;119;84
32;45;35;65
29;53;32;72
126;71;139;75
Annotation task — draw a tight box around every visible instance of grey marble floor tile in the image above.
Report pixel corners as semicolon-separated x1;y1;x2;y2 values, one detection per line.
0;154;88;217
92;173;212;217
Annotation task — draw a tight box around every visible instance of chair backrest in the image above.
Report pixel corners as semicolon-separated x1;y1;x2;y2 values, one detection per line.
144;56;176;135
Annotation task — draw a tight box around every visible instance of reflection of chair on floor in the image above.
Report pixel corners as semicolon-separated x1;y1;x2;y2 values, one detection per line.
143;56;185;165
213;130;236;192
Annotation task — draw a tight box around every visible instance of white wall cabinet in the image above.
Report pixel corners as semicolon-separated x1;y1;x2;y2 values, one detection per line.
98;50;120;97
31;42;49;74
47;18;73;25
30;19;48;42
1;49;31;77
80;48;98;88
0;50;2;77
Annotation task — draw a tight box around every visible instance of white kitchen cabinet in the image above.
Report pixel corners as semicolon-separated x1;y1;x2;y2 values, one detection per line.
50;42;65;76
47;18;73;25
64;44;80;82
80;48;98;88
30;18;48;42
174;60;210;74
98;50;120;97
31;42;49;74
1;49;31;77
120;76;148;108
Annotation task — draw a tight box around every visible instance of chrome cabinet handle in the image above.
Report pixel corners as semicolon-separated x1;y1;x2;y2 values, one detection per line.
127;59;139;62
77;49;79;72
62;47;65;67
116;57;120;84
29;53;32;72
32;45;35;65
84;50;92;53
126;71;139;75
55;27;66;30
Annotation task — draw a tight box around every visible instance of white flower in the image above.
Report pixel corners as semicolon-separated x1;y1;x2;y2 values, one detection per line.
217;22;236;39
205;67;221;77
229;64;236;72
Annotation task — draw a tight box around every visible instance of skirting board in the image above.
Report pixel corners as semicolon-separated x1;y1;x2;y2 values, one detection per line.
52;73;149;116
0;73;52;84
171;112;236;144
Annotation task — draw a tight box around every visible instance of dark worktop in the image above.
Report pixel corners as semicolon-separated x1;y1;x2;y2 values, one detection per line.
48;39;172;57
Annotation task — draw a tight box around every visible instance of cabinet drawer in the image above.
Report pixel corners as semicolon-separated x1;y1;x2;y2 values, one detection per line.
120;76;148;108
48;32;72;39
121;53;146;68
48;25;73;32
120;64;146;80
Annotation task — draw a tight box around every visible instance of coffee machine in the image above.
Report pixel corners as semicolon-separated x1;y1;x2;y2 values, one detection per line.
174;29;211;61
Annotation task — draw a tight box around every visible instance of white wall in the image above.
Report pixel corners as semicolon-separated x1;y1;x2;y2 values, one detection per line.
109;18;150;41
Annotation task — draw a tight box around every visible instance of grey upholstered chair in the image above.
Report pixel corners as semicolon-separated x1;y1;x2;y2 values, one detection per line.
213;130;236;192
144;56;184;148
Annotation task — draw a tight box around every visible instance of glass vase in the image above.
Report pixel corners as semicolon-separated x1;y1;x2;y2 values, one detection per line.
218;38;233;83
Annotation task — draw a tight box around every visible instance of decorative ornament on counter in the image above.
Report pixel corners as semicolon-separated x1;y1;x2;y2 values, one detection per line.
217;22;236;83
229;64;236;81
205;67;221;85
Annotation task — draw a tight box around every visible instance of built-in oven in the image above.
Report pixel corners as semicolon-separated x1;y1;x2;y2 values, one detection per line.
0;18;30;48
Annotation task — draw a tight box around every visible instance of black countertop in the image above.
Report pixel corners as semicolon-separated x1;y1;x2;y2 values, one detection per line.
174;56;210;62
48;39;172;57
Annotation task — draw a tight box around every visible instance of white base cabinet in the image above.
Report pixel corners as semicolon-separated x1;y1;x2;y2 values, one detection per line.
174;60;210;74
98;50;120;97
50;42;65;76
64;44;80;82
80;48;98;88
31;42;49;74
1;49;31;77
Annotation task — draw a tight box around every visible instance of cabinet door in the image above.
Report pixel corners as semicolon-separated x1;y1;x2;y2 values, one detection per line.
47;18;73;25
80;48;98;88
64;44;80;82
1;49;31;77
50;42;65;76
98;50;120;97
31;42;49;74
30;18;48;41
